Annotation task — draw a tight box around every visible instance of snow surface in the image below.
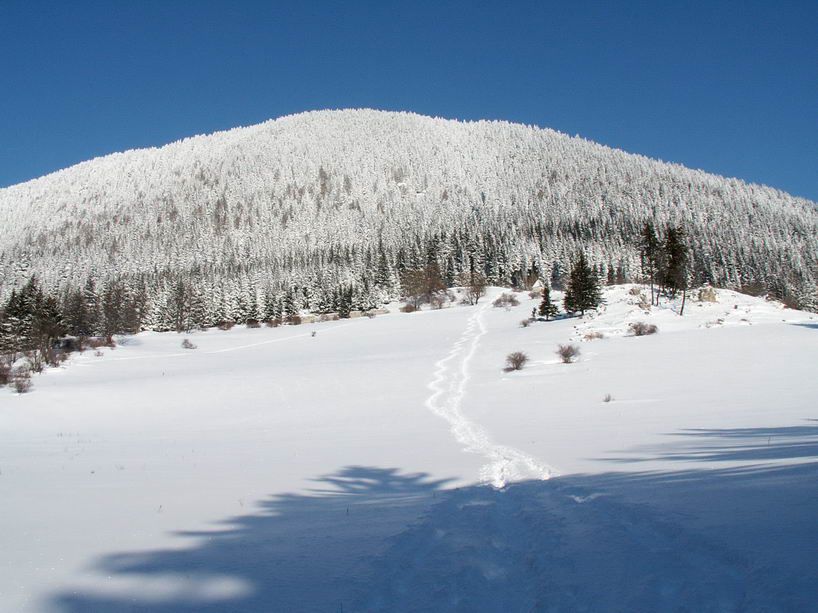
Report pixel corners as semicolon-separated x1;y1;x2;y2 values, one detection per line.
1;286;816;612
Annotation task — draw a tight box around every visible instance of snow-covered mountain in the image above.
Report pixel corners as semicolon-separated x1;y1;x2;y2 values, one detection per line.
1;109;816;314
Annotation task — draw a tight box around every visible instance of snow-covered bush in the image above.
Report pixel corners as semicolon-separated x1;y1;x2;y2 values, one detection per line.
505;351;529;371
629;322;658;336
8;357;32;388
698;287;718;302
493;293;520;308
556;344;580;363
10;371;32;394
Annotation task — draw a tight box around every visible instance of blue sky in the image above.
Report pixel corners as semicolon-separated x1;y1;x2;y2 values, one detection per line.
1;1;816;200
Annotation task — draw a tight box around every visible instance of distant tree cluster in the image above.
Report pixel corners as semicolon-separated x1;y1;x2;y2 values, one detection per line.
640;222;692;314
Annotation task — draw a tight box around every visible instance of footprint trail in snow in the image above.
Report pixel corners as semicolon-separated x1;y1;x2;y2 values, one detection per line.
425;301;553;487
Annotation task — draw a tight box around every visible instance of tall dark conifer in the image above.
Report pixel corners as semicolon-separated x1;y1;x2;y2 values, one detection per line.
538;285;559;320
663;224;690;314
640;221;660;305
563;253;602;316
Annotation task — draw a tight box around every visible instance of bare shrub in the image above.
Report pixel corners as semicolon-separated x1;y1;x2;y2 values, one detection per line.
0;360;11;386
556;344;580;363
287;314;302;326
264;319;281;327
504;351;529;371
528;290;541;299
87;336;116;350
629;322;658;336
94;350;104;357
11;372;32;394
698;286;718;302
520;318;533;328
181;338;197;349
217;321;235;331
246;319;261;329
401;303;419;313
493;293;520;308
584;331;605;341
603;393;613;403
628;286;642;296
429;291;447;310
363;311;376;319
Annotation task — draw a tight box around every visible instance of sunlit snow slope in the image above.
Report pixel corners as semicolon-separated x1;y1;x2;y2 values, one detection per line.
1;286;817;612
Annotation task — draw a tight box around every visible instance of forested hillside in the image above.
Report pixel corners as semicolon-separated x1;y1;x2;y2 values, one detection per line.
1;109;816;332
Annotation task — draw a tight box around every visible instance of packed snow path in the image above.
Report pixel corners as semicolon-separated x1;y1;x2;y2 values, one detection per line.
425;300;552;487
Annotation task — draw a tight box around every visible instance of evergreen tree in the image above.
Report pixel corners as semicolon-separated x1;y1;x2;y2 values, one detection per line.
538;285;559;320
63;288;93;337
82;279;101;336
563;253;602;316
168;278;192;332
101;281;129;337
662;224;690;314
283;289;298;322
640;221;660;305
337;285;353;318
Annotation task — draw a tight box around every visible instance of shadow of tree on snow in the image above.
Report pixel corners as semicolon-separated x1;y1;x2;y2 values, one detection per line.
52;458;818;612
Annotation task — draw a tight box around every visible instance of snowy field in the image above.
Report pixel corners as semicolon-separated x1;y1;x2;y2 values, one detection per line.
1;286;817;612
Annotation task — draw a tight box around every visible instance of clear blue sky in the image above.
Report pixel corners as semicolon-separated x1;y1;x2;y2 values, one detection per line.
1;1;816;200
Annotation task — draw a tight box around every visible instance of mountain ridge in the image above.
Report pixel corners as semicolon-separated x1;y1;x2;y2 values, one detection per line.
3;109;813;201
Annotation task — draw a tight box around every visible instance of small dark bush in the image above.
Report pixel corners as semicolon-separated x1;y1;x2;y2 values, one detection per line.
217;321;235;331
287;314;302;326
0;360;10;385
520;318;532;328
603;393;613;403
363;311;376;319
504;351;529;371
556;344;580;363
181;338;197;349
246;319;261;329
401;304;419;313
629;322;658;336
264;319;281;327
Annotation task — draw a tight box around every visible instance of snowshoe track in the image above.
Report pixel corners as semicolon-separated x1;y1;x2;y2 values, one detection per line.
425;302;552;487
